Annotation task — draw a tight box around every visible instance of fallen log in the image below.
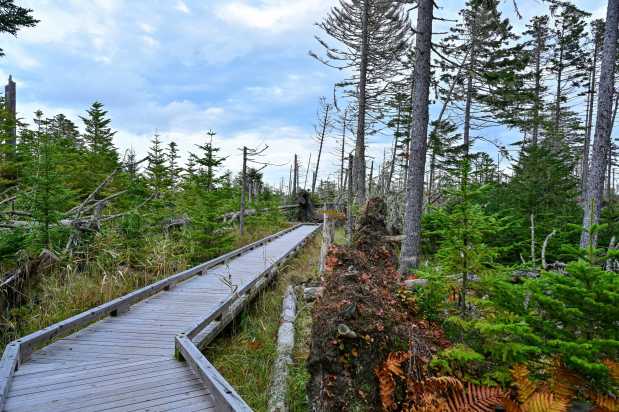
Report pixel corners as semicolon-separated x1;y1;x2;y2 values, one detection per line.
267;285;296;412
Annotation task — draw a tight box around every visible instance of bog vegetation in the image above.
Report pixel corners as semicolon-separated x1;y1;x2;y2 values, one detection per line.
1;0;619;411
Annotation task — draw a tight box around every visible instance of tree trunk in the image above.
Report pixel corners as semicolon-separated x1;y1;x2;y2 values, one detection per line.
240;147;247;236
312;105;329;193
354;0;369;205
581;0;619;248
554;37;564;137
387;103;401;193
582;39;600;195
532;28;543;146
399;0;433;274
347;154;354;245
339;111;347;193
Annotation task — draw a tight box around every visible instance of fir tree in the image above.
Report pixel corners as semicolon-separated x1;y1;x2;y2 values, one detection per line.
80;101;119;176
431;159;500;315
520;15;552;146
167;141;181;190
439;0;521;156
191;130;226;191
547;3;589;149
22;111;74;248
146;134;169;197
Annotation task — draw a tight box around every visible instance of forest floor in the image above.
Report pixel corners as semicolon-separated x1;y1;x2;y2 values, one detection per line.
207;230;321;411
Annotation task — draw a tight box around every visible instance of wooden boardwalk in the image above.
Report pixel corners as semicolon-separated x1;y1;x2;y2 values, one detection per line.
1;224;319;412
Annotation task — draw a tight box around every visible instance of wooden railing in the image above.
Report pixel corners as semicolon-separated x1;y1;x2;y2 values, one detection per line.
174;224;318;411
0;223;318;411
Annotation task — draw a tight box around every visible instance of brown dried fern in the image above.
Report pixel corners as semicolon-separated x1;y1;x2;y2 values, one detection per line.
445;383;507;412
512;364;538;403
587;391;619;412
602;359;619;383
522;392;570;412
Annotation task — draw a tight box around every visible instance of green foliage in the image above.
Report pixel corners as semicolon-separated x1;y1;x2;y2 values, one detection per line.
428;159;504;314
486;143;580;263
0;0;38;57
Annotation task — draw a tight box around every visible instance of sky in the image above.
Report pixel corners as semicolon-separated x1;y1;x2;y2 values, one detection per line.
0;0;610;186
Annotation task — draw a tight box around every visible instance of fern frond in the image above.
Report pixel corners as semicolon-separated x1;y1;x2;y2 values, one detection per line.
446;383;506;412
588;391;619;412
426;376;464;392
549;361;581;401
602;359;619;383
523;392;569;412
503;399;523;412
512;364;538;403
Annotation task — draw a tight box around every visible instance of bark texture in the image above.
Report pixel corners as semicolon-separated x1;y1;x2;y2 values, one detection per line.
399;0;433;274
581;0;619;248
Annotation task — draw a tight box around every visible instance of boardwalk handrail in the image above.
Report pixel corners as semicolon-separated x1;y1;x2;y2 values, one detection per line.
0;223;306;411
175;223;320;411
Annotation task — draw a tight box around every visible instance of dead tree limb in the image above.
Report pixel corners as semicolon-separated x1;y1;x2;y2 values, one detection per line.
541;230;556;270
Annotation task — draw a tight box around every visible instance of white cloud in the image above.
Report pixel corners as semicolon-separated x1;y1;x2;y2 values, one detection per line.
175;1;191;14
216;0;333;32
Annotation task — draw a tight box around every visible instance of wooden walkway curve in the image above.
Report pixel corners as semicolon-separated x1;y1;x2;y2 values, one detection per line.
0;224;319;412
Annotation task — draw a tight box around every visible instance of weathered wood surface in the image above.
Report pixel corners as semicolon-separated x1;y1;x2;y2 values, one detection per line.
1;224;319;412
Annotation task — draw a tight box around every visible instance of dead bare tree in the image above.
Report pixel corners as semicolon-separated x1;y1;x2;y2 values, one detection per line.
312;0;411;205
581;0;619;248
399;0;434;274
312;97;333;194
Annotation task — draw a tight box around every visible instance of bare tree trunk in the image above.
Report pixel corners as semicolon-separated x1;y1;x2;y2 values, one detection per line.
240;147;247;236
582;40;600;195
354;0;369;205
530;214;536;267
368;160;374;196
554;40;564;134
319;209;335;275
304;153;312;191
399;0;433;274
312;105;330;193
581;0;619;248
532;28;543;146
339;108;348;193
293;154;298;199
542;230;556;270
387;103;401;192
347;154;354;245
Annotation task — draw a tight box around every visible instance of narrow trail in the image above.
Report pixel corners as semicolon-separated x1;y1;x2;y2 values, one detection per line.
1;224;319;412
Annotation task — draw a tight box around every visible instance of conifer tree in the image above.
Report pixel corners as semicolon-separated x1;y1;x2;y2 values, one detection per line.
547;3;589;149
521;15;552;146
22;111;74;248
432;160;500;315
439;0;520;157
146;134;169;197
190;130;226;191
312;0;410;204
167;141;181;190
80;101;119;175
